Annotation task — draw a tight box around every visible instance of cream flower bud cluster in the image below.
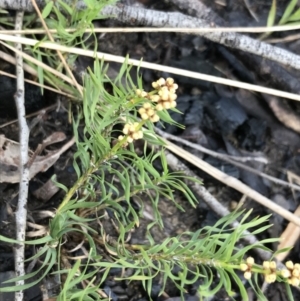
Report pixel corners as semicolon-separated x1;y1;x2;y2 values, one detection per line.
138;102;159;123
136;89;148;98
136;77;178;123
150;77;178;111
281;261;300;286
240;257;254;280
263;261;277;283
241;258;300;287
118;122;143;144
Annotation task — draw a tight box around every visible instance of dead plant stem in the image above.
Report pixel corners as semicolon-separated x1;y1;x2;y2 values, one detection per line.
14;10;28;301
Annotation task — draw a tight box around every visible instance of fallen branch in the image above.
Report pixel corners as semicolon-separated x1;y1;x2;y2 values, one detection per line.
1;35;300;102
101;4;300;71
1;1;300;70
13;10;27;301
163;139;300;228
156;128;300;192
170;0;300;96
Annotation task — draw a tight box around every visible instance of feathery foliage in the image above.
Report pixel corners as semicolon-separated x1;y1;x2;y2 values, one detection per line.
0;0;298;300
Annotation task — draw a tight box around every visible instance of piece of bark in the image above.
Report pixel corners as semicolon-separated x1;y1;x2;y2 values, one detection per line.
32;177;59;202
170;0;227;25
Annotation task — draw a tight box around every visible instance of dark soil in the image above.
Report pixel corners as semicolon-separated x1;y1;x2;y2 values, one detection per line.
1;0;300;300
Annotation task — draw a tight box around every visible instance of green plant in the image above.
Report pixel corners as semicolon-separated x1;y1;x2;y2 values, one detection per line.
0;61;299;301
0;0;299;300
267;0;300;29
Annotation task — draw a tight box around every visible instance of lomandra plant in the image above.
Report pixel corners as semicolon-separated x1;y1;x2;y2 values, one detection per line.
0;60;299;301
0;1;299;300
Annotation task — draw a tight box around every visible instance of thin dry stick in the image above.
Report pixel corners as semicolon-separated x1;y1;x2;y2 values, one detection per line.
14;10;28;301
0;34;300;102
156;128;300;192
164;150;273;261
163;139;300;227
0;41;76;86
155;127;268;163
0;103;57;129
0;50;37;75
99;4;300;71
2;24;300;34
2;0;300;68
0;70;75;98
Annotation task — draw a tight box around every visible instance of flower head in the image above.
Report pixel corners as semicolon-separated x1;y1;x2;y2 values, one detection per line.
122;122;143;143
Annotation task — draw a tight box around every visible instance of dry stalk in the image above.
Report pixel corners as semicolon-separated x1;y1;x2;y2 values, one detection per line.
13;10;28;301
0;34;300;102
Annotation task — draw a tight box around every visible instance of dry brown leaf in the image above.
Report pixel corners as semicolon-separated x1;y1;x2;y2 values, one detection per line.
0;133;74;183
32;176;60;202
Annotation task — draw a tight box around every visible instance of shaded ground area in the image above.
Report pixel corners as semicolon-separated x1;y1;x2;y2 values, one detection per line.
1;0;300;300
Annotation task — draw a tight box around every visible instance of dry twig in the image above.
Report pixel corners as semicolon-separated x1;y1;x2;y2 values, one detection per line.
99;4;300;70
13;10;28;301
156;128;300;192
0;1;300;70
162;139;300;227
0;34;300;102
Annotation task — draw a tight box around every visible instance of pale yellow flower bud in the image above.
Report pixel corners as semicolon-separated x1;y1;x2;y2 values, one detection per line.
166;77;174;85
150;115;160;123
141;113;149;120
150;95;160;102
156;104;164;111
270;261;277;269
244;271;252;279
132;132;141;140
293;269;300;277
147;108;155;117
143;102;151;109
123;127;129;135
263;261;270;269
265;273;276;283
170;101;177;108
163;102;171;109
157;78;166;86
138;108;146;115
246;257;254;266
159;86;168;92
240;263;248;271
169;93;177;101
294;264;300;270
152;82;159;89
290;277;300;286
118;135;124;141
129;125;136;132
286;261;294;270
126;136;134;143
173;83;179;90
281;269;291;278
158;88;169;100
